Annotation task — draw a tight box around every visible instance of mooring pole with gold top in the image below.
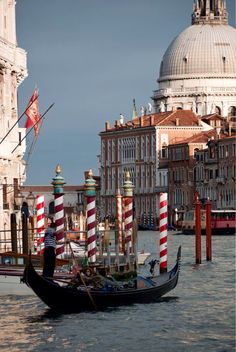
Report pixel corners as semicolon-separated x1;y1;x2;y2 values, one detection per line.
85;169;97;264
123;171;134;269
52;164;65;257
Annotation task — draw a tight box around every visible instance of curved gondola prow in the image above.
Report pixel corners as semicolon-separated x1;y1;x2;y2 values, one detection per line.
176;246;181;263
171;245;181;290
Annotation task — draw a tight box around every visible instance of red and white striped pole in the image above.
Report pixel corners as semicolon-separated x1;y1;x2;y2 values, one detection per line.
52;164;65;257
116;189;123;252
36;195;45;255
85;169;97;264
123;171;134;268
159;193;168;273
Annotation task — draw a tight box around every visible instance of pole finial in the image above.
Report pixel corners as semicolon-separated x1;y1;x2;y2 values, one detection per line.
85;169;96;197
55;164;61;174
123;171;134;197
52;164;65;194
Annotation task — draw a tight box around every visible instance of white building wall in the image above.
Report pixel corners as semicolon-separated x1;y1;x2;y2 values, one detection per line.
0;1;27;234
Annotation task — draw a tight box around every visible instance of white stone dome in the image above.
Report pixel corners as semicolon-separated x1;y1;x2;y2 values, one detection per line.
159;24;236;82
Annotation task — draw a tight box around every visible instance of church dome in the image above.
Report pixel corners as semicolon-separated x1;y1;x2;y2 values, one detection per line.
159;23;236;82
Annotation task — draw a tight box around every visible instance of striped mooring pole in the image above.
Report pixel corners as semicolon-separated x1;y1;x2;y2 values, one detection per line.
85;169;97;264
116;189;123;252
36;195;45;255
159;193;168;273
123;171;134;268
52;164;65;257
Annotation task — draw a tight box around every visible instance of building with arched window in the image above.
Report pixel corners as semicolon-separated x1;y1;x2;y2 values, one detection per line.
99;110;213;224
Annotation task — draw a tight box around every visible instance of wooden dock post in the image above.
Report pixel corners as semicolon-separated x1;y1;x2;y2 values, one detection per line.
10;213;17;253
205;198;212;261
194;193;201;264
133;218;138;270
22;212;28;255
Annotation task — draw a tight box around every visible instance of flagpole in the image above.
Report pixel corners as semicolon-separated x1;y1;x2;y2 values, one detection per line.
23;115;45;175
23;135;38;175
11;103;55;154
0;95;39;145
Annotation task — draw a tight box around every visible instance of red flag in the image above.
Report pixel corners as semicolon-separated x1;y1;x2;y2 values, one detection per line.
24;89;41;136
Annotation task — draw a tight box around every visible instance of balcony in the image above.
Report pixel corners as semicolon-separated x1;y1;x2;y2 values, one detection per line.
154;186;168;193
216;177;225;184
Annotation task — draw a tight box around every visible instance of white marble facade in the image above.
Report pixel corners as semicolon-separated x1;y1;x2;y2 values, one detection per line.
0;0;27;232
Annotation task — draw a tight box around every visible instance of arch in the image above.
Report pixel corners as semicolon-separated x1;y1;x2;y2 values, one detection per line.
215;106;221;115
228;106;236;118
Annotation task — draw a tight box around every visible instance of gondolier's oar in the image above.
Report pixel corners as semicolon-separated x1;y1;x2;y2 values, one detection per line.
68;241;97;310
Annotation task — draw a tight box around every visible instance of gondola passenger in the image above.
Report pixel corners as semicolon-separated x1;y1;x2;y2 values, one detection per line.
42;221;57;278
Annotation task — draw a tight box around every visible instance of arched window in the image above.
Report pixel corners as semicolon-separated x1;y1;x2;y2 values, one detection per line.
161;142;168;158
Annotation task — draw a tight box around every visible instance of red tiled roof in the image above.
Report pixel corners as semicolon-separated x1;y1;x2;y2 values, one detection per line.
201;113;224;121
101;110;201;133
169;129;217;146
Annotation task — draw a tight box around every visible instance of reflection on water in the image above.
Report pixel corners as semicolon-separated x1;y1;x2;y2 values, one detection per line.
0;233;235;352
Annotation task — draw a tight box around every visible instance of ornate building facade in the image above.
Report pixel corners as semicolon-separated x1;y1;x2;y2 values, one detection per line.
99;110;213;224
0;0;27;230
152;0;236;122
194;135;236;210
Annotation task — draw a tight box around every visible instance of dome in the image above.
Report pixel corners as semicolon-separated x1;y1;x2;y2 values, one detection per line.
159;24;236;82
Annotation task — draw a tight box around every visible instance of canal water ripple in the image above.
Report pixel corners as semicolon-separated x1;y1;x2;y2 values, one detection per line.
0;232;235;352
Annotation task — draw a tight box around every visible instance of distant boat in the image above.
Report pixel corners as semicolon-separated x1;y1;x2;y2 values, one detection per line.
181;209;236;235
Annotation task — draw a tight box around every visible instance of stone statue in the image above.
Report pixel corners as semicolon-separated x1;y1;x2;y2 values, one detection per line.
140;106;145;116
160;101;165;112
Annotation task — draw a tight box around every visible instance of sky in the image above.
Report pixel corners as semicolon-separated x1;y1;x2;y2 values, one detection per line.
16;0;236;185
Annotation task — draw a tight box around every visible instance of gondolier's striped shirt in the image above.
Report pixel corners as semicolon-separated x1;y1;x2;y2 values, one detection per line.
44;228;56;248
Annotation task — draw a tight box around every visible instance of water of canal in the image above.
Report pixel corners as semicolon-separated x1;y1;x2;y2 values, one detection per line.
0;232;235;352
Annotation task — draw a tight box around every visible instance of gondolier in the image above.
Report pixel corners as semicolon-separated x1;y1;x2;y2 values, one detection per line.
43;221;57;278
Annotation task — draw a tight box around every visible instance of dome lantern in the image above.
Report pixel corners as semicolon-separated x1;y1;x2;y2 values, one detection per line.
192;0;228;25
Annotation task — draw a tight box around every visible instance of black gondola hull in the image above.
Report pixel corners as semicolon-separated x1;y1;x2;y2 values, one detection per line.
23;247;181;312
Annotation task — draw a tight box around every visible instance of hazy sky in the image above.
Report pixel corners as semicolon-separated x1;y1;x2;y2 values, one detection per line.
16;0;236;185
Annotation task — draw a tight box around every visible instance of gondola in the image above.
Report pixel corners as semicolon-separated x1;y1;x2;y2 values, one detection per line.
23;246;181;312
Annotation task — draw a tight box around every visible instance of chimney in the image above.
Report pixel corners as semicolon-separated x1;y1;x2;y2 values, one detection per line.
140;116;144;127
150;115;155;126
105;121;110;131
175;117;179;126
